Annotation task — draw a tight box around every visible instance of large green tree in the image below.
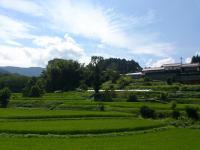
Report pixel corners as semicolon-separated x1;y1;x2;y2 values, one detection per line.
42;59;83;92
90;56;104;94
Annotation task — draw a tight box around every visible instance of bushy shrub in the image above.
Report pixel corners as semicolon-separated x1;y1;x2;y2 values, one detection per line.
117;76;133;89
29;85;43;97
23;78;44;97
98;104;105;111
159;92;169;102
140;106;155;119
23;85;44;97
172;110;181;119
157;112;167;119
171;101;177;110
79;82;88;91
0;87;11;108
102;90;112;102
94;90;112;102
181;85;200;91
127;93;138;102
185;106;199;120
172;116;194;127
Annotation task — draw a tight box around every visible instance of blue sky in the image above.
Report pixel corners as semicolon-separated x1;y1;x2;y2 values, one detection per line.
0;0;199;68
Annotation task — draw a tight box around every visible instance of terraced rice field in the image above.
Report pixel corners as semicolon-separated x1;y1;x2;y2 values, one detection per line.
2;91;200;149
0;128;199;150
0;118;164;135
0;109;132;119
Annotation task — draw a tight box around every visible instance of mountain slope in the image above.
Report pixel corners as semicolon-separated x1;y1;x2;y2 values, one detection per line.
0;66;44;77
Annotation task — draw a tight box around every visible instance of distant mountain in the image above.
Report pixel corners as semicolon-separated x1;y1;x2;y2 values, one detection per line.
0;68;9;74
0;66;44;77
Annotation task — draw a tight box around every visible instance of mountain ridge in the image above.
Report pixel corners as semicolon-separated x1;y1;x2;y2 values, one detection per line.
0;66;44;77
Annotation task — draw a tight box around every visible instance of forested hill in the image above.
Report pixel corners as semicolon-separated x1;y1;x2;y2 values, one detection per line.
99;58;142;74
0;67;44;77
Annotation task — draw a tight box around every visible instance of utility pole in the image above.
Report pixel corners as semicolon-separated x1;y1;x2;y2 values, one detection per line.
180;57;183;65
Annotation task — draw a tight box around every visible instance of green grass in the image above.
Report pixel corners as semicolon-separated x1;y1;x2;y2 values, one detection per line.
0;118;164;135
105;102;200;111
0;109;132;119
11;91;91;101
0;128;199;150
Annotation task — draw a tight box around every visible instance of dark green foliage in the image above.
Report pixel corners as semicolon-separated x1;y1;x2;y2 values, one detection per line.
103;69;120;83
159;92;169;102
93;93;103;101
127;93;138;102
79;81;88;91
0;73;29;92
94;90;113;102
110;89;116;98
172;116;195;127
185;106;199;120
98;104;105;111
43;59;83;92
166;78;173;85
102;90;113;102
29;85;43;97
88;56;104;95
191;55;200;63
0;87;11;108
24;57;141;94
144;77;151;82
143;77;152;86
98;58;142;74
156;112;167;119
140;106;155;119
181;85;200;91
172;110;181;119
171;101;177;110
117;76;133;89
23;77;44;97
92;65;101;94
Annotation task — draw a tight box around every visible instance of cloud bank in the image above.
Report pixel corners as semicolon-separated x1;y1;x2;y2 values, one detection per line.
0;0;175;67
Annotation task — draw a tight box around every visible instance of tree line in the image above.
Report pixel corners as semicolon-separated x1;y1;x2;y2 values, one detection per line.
41;56;141;93
191;55;200;63
0;56;141;98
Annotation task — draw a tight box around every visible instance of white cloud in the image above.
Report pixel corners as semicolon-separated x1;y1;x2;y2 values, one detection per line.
146;57;175;67
0;11;85;67
0;35;85;67
185;57;192;63
4;40;22;46
33;34;84;55
0;14;34;42
0;0;176;67
0;0;43;16
41;0;174;56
